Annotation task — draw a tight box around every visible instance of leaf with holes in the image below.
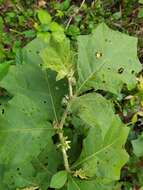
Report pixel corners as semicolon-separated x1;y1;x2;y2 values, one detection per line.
71;93;129;181
22;37;49;66
77;23;141;95
0;63;67;189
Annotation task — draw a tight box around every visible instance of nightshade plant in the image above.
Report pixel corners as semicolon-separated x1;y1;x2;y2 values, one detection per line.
0;23;142;190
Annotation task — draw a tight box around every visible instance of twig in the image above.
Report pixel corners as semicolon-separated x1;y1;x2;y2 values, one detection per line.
66;0;86;30
9;29;22;35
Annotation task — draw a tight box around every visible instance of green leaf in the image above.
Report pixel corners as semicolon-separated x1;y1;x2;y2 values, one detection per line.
52;31;66;43
22;30;36;38
0;64;67;120
22;37;68;119
0;94;54;188
139;0;143;4
138;8;143;18
50;22;64;33
132;133;143;157
71;93;129;181
66;25;80;38
112;11;121;20
67;175;118;190
0;63;10;80
33;144;62;190
77;23;141;95
37;33;51;43
22;37;49;65
0;63;67;188
40;36;74;80
37;9;52;25
50;170;68;189
55;0;71;11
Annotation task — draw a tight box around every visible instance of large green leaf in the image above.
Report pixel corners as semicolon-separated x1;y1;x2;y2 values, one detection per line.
0;63;67;189
77;23;141;95
0;64;67;121
71;93;129;181
0;95;53;189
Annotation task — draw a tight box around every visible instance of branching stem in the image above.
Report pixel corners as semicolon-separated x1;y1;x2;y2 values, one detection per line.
56;77;75;172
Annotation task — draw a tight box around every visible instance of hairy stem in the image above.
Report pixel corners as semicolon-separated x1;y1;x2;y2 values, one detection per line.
58;132;71;172
57;80;74;172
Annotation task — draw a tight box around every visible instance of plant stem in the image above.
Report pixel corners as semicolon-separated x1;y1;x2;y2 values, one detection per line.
57;79;75;172
9;28;22;35
58;132;71;172
57;102;71;172
68;78;73;99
